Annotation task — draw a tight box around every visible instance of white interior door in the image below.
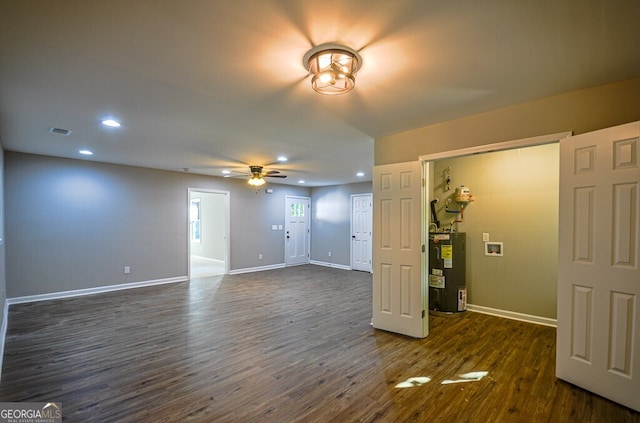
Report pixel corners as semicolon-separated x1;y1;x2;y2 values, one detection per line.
372;161;427;338
285;196;310;266
556;121;640;412
352;193;372;272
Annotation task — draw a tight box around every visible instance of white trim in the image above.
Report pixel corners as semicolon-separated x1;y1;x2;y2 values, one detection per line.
419;131;572;162
310;260;352;271
6;276;187;305
421;131;569;329
229;263;286;275
467;304;557;327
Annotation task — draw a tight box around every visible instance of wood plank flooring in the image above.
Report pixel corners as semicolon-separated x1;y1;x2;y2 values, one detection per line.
1;265;638;422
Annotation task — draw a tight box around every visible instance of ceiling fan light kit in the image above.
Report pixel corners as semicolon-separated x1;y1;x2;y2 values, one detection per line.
305;44;361;95
246;165;287;188
248;176;266;187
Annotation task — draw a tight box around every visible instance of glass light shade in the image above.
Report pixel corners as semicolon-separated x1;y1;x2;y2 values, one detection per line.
248;176;266;187
308;49;359;95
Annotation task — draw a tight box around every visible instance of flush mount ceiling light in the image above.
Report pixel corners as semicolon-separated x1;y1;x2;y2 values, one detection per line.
304;44;361;95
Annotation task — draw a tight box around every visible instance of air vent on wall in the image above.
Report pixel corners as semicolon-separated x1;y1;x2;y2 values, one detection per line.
48;127;72;136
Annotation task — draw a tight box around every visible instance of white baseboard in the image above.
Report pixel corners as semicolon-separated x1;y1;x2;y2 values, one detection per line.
229;263;286;275
6;276;188;305
310;260;352;271
467;304;557;327
225;261;355;275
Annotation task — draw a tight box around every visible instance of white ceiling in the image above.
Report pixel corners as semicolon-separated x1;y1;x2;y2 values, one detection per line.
1;0;639;186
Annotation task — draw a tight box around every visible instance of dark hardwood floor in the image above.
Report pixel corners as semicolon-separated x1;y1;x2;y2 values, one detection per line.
1;265;638;422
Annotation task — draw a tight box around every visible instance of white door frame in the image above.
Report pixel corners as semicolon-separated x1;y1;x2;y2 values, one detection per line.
351;193;372;272
419;131;570;314
187;188;230;277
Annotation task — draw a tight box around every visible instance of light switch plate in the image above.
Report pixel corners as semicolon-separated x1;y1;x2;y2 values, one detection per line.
482;233;490;242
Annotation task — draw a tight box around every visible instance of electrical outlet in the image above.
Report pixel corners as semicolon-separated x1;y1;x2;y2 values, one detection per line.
124;266;131;274
328;251;332;257
258;254;263;260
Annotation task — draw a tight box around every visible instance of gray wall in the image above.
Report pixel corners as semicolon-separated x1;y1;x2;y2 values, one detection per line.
5;152;309;297
310;182;372;267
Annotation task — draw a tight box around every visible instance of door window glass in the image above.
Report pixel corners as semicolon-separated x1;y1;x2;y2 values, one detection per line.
290;202;305;217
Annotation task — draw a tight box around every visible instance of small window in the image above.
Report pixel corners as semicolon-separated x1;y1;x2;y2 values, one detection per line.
290;202;305;217
190;198;201;242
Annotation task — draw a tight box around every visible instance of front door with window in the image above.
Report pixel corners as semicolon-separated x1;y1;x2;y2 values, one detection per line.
285;196;310;266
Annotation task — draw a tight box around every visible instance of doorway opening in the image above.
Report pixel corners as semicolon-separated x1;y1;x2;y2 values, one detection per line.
420;131;569;324
188;189;230;278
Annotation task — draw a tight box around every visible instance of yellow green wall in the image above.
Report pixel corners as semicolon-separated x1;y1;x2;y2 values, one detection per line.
430;144;558;318
376;77;640;164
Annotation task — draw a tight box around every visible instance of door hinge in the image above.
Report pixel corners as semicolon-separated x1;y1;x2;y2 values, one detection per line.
422;310;426;318
422;244;425;253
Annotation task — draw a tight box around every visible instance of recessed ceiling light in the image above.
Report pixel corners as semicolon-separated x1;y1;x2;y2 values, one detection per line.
298;180;305;184
277;156;288;162
79;149;93;155
222;170;231;174
356;171;365;177
101;119;121;128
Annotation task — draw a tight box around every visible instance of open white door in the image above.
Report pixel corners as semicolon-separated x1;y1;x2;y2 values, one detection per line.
557;121;640;411
351;193;372;272
372;161;426;338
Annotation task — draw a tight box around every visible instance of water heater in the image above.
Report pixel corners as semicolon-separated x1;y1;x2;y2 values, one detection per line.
429;232;467;314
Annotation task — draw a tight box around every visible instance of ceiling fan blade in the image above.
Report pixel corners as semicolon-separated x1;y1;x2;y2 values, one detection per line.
264;174;287;178
264;170;280;175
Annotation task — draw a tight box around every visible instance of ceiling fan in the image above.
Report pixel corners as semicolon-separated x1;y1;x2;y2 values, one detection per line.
247;165;287;187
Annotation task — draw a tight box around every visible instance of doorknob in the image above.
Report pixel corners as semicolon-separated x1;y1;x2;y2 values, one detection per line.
352;235;356;239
